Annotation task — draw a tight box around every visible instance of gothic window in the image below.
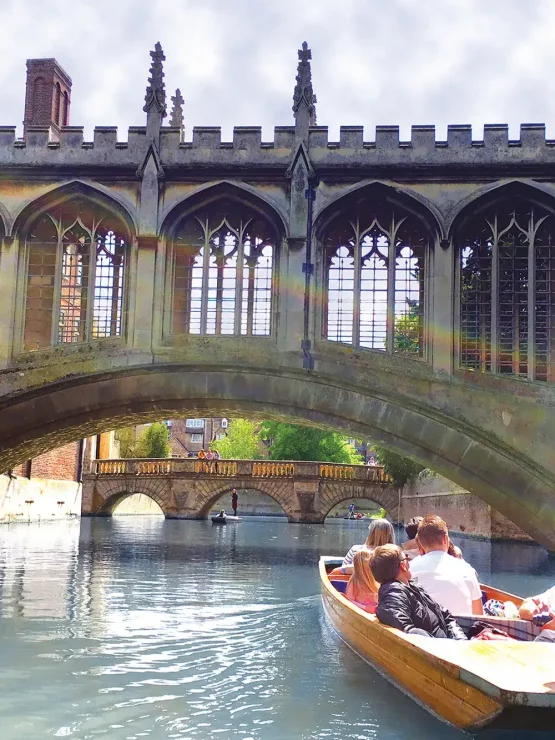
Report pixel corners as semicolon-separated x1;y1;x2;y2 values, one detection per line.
54;83;62;127
323;198;427;354
171;200;276;336
458;199;555;382
23;200;128;351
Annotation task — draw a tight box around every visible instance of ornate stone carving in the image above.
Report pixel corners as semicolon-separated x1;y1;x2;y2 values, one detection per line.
292;42;317;125
169;88;184;130
143;42;167;117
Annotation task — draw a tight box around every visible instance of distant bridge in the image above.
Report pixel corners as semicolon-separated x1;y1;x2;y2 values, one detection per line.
82;459;399;522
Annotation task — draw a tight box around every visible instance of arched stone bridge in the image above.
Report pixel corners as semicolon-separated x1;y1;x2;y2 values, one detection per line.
2;43;555;548
82;459;400;522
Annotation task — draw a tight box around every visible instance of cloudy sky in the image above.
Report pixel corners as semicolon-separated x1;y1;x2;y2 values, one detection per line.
2;0;555;142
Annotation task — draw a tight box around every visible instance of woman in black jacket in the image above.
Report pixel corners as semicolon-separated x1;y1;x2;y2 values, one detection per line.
370;544;467;640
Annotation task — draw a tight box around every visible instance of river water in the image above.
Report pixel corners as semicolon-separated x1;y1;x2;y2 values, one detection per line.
0;517;553;740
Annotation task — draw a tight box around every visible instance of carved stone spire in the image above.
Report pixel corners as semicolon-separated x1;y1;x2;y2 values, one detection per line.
143;42;167;117
293;41;317;127
169;88;184;130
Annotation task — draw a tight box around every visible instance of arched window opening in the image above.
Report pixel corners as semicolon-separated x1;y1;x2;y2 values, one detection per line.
63;91;70;126
54;82;61;127
458;199;555;383
323;198;427;355
171;200;276;336
23;200;128;351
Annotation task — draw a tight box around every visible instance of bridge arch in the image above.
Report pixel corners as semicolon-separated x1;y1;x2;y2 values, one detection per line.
0;201;9;237
93;481;170;516
320;483;400;522
196;482;293;519
2;365;555;548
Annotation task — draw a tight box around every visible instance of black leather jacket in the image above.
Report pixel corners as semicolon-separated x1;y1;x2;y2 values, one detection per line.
376;580;467;640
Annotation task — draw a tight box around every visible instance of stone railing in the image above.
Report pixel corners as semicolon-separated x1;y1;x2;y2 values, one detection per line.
89;458;392;484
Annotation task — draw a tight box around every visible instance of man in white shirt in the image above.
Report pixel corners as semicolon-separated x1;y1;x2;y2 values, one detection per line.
409;515;483;615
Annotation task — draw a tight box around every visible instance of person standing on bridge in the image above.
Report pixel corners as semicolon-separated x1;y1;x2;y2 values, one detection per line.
231;489;238;516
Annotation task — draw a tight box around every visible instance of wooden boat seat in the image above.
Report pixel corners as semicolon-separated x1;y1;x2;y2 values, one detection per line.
330;579;348;594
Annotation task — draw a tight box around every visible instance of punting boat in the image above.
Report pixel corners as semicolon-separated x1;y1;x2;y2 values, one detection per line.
211;515;242;525
320;556;555;732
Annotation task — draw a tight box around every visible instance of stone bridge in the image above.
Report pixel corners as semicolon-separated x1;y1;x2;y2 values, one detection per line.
82;459;399;522
2;44;555;547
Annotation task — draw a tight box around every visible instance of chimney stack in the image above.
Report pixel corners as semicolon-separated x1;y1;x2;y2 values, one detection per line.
24;58;72;135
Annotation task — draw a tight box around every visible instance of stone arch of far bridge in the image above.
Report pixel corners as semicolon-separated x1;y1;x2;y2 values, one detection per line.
313;179;445;242
196;480;295;519
91;478;171;516
10;179;138;240
159;180;289;240
0;200;10;237
320;482;401;522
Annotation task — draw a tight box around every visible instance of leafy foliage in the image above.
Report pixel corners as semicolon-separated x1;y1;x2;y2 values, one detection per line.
372;444;424;487
115;427;136;458
260;421;363;463
134;422;170;458
211;419;263;459
394;299;421;353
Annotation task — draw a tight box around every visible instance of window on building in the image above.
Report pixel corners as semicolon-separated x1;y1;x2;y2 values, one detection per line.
186;419;205;428
215;432;226;440
190;433;203;443
458;196;555;382
23;199;129;351
323;192;427;355
171;199;277;337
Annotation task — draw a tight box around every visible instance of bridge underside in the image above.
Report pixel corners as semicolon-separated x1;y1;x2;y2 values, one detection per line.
1;361;555;550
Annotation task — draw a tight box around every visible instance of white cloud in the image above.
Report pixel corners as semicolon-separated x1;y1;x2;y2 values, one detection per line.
2;0;555;141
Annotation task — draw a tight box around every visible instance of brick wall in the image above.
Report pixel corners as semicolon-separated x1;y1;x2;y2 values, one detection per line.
25;441;81;481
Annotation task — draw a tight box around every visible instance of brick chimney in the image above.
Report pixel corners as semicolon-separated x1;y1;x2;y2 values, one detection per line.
24;58;72;135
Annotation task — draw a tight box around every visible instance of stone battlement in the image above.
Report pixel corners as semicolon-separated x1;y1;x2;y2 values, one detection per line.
1;122;554;170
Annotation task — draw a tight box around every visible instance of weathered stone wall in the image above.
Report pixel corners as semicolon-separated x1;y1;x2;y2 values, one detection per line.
401;474;530;542
0;474;81;523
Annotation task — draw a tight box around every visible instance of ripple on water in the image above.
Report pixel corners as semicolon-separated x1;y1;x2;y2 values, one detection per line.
0;518;553;739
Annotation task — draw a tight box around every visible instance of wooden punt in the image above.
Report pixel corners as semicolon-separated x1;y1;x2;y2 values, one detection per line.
211;515;242;525
320;556;555;732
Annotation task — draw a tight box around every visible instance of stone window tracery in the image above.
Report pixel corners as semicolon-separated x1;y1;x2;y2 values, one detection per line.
23;200;128;351
458;199;555;383
171;200;275;336
323;199;427;355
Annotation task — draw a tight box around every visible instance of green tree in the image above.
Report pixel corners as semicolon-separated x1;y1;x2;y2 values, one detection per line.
372;444;424;487
261;421;362;463
211;419;262;459
134;422;170;458
115;427;137;458
394;299;421;354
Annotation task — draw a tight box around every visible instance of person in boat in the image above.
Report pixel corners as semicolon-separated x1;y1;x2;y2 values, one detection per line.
216;509;226;519
347;503;355;519
519;585;555;625
401;516;423;560
345;549;379;613
410;516;483;616
341;518;395;575
370;543;467;640
231;489;238;516
447;538;463;559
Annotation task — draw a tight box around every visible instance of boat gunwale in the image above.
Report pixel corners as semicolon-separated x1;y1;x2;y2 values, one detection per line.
319;556;555;710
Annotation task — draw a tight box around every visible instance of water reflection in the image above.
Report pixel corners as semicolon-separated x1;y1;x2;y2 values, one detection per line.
0;518;552;739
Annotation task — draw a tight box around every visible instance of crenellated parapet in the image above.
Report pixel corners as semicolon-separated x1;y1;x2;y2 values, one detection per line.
1;122;555;172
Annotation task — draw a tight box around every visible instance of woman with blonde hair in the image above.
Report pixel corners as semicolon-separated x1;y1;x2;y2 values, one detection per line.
341;518;395;574
346;550;380;613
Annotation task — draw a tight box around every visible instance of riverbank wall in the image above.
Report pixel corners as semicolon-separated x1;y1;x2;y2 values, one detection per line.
401;473;531;542
0;475;81;523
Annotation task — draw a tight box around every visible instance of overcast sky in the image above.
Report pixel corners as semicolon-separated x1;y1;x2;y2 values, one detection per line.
2;0;555;142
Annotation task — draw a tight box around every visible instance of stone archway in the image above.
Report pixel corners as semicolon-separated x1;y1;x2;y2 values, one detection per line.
319;482;401;522
87;477;171;516
195;481;293;519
